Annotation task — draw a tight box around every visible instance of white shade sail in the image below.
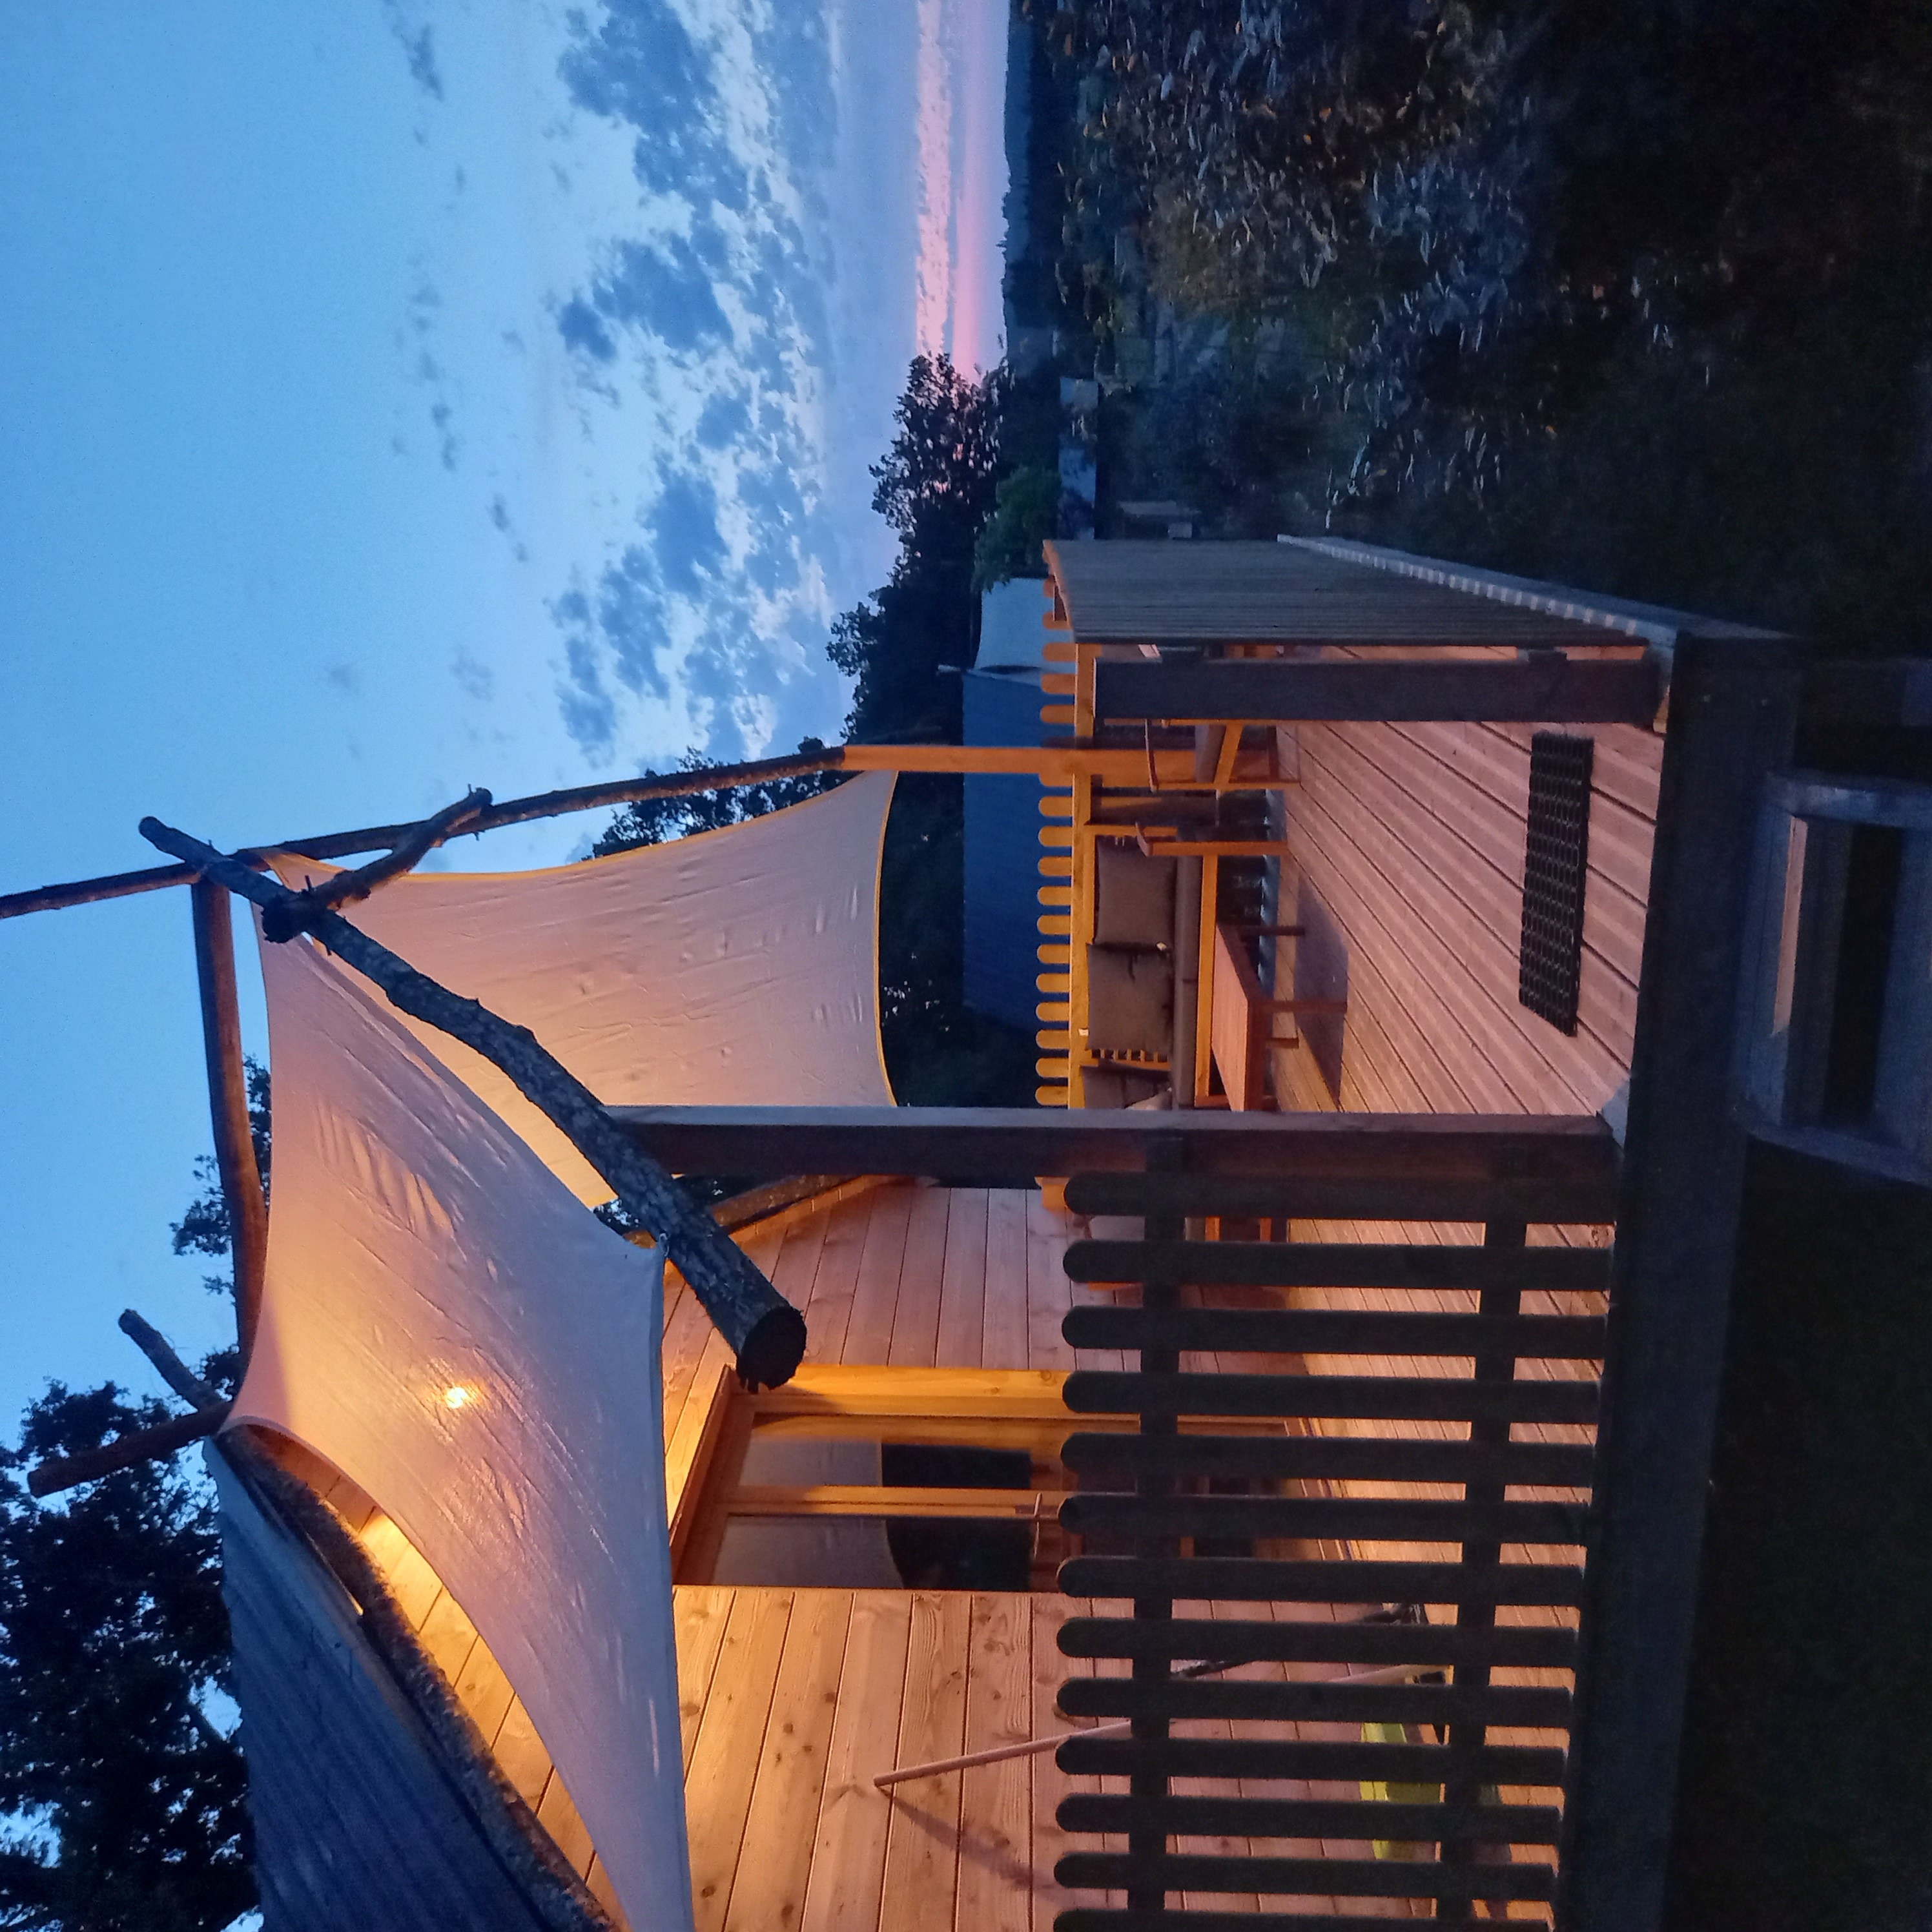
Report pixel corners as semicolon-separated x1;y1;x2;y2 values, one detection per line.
231;931;694;1930
267;772;897;1199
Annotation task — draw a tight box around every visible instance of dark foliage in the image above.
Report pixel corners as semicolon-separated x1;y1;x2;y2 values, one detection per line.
169;1061;271;1295
590;737;841;856
0;1362;252;1932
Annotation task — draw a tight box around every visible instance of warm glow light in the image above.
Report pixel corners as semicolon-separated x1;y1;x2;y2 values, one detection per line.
443;1385;473;1412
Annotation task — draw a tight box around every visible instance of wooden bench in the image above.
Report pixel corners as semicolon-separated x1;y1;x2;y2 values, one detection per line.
1209;922;1347;1111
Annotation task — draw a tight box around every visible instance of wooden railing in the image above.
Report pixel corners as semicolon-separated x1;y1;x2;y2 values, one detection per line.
1044;1154;1613;1929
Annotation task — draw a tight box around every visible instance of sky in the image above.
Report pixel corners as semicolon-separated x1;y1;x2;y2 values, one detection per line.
0;0;1007;1432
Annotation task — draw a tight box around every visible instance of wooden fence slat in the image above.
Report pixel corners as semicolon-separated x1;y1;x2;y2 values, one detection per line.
1059;1794;1561;1845
1062;1240;1612;1293
1056;1736;1568;1789
1058;1159;1615;1220
1060;1492;1588;1547
1062;1370;1599;1427
1058;1556;1585;1609
1056;1677;1572;1731
1058;1430;1597;1490
1056;1851;1555;1904
1056;1614;1576;1672
1062;1306;1605;1359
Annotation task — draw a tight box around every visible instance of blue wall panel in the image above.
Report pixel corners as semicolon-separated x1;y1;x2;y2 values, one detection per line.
963;671;1047;1033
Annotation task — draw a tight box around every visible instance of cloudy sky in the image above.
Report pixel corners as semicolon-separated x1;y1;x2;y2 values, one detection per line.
0;0;1007;1426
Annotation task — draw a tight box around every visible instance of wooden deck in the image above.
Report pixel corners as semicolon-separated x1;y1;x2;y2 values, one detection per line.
1271;715;1660;1118
673;1585;1472;1931
272;1177;1600;1927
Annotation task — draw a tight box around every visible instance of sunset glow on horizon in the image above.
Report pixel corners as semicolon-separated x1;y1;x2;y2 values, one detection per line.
913;0;1008;375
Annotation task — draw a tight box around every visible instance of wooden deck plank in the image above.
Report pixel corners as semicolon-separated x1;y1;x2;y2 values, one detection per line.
981;1192;1033;1372
492;1694;553;1812
1025;1190;1075;1373
675;1587;737;1773
879;1592;972;1931
451;1632;516;1745
1292;728;1618;1108
356;1515;443;1629
889;1186;954;1368
1283;757;1560;1113
415;1587;480;1687
724;1590;855;1932
934;1191;991;1372
955;1594;1034;1932
845;1186;916;1366
1031;1596;1091;1932
536;1771;596;1879
804;1198;876;1367
1300;723;1639;1073
686;1590;796;1932
801;1591;916;1932
772;1213;832;1359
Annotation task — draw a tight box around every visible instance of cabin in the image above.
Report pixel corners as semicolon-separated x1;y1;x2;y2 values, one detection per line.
19;534;1929;1932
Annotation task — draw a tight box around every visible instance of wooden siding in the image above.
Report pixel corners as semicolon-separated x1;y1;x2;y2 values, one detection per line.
1272;716;1662;1118
212;1446;597;1932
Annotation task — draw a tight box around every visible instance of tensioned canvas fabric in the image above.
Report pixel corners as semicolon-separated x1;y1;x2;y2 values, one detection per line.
231;932;694;1930
266;772;897;1200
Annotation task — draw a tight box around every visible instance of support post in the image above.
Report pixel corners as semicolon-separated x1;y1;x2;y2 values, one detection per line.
1556;637;1803;1929
191;879;269;1357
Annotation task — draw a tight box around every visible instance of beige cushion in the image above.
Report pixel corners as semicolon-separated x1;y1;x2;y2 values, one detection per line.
1094;841;1177;947
1082;1066;1170;1109
1087;945;1174;1056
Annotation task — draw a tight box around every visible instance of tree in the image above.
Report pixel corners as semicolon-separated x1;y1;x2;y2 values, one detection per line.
591;738;839;856
0;1078;268;1929
0;1366;252;1931
169;1061;269;1298
971;466;1060;590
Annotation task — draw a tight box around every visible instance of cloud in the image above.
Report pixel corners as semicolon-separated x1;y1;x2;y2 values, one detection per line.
383;4;446;101
545;0;856;763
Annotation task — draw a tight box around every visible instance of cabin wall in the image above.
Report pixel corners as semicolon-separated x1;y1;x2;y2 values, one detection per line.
1271;716;1662;1118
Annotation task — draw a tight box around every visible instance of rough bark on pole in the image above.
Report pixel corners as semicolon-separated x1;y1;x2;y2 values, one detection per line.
192;878;270;1357
27;1406;231;1498
0;745;854;920
143;817;808;1388
119;1308;221;1410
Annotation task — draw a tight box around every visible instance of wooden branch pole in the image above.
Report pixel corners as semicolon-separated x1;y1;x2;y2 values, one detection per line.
26;1406;232;1497
119;1309;221;1408
260;786;490;941
3;742;1293;923
192;879;270;1355
142;817;808;1388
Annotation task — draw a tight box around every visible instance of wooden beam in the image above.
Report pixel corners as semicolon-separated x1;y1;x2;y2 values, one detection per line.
190;879;269;1355
1;743;1296;924
144;820;808;1388
1094;655;1664;725
1557;637;1804;1930
609;1103;1620;1186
